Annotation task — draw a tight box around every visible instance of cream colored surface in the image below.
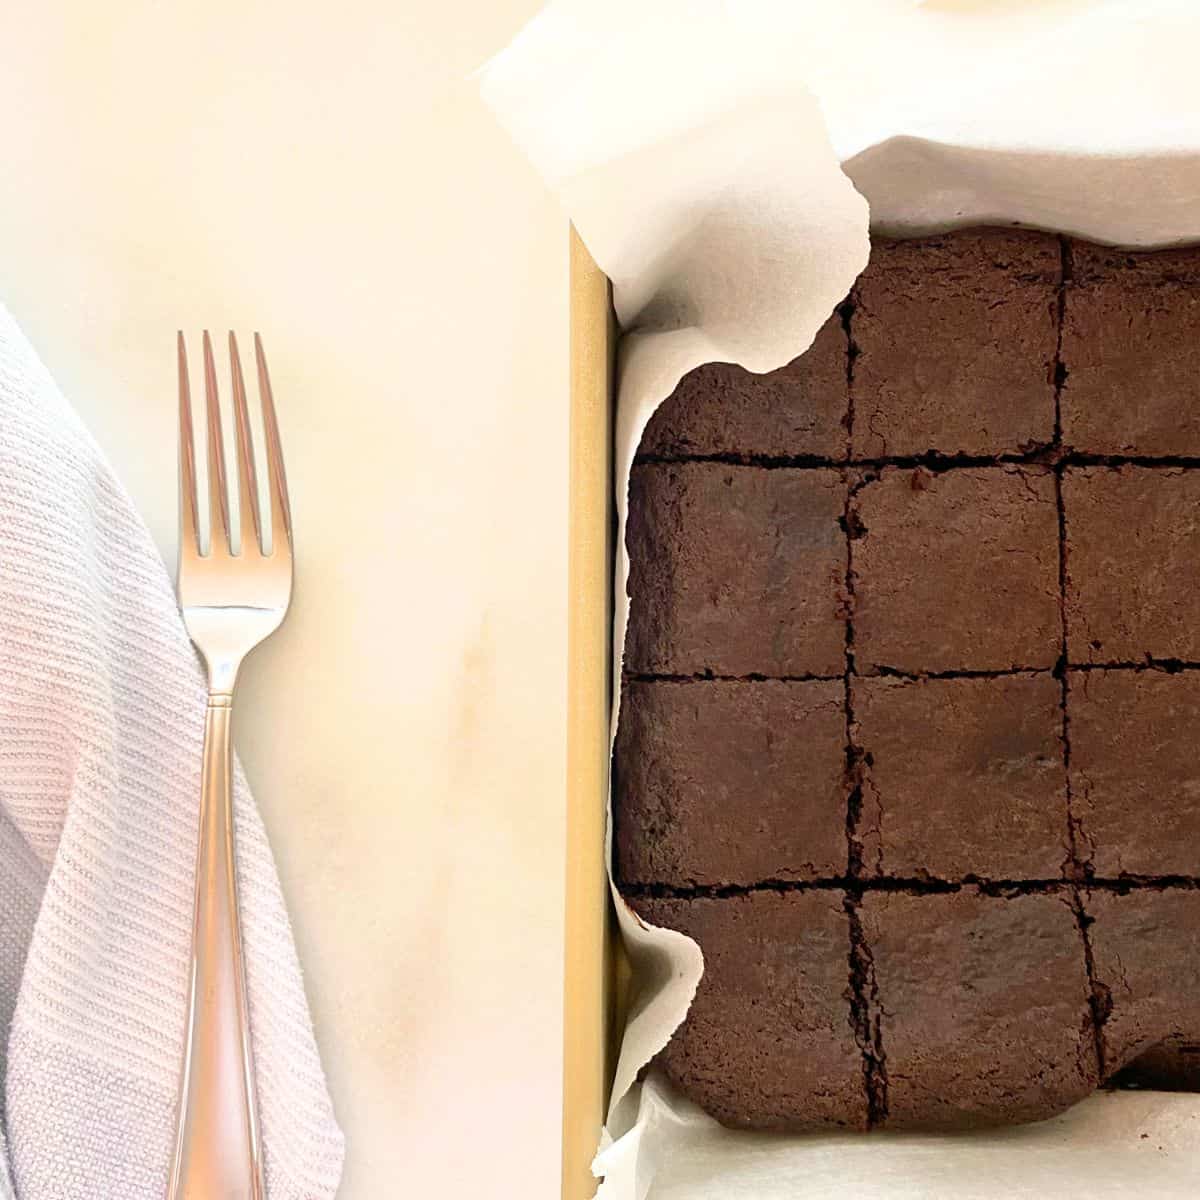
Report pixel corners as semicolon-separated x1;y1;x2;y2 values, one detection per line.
0;3;565;1196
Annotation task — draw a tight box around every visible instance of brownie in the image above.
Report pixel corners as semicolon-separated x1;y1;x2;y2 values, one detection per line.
617;230;1200;1133
1088;889;1200;1083
1069;670;1200;877
1062;242;1200;455
854;674;1068;881
613;679;847;888
623;463;846;677
861;890;1097;1128
851;229;1059;459
850;466;1060;674
631;892;867;1131
638;313;849;460
1063;467;1200;664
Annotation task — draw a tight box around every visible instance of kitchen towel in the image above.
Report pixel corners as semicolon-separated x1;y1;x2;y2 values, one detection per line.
0;304;344;1198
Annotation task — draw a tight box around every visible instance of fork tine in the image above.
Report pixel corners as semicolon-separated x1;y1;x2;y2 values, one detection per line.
254;333;292;554
177;332;200;553
228;332;262;555
202;331;231;555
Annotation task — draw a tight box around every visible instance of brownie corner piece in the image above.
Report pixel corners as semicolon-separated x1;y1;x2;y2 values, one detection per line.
624;462;847;677
854;673;1067;881
851;227;1059;459
630;891;867;1131
639;311;849;461
1063;240;1200;456
1087;888;1200;1085
1063;466;1200;665
862;889;1097;1129
613;678;847;889
851;465;1060;674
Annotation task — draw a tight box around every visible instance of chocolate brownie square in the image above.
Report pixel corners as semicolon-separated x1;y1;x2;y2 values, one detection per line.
1063;467;1200;664
638;312;849;460
614;679;847;887
854;674;1067;880
1062;242;1200;455
1069;670;1200;877
1088;889;1200;1081
624;463;846;677
851;229;1059;459
861;890;1097;1128
851;466;1060;674
631;892;866;1130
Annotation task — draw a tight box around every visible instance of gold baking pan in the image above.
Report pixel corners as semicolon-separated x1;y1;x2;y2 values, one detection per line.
562;227;621;1200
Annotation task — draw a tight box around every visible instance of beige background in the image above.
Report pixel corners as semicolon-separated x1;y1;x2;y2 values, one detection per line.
0;2;566;1196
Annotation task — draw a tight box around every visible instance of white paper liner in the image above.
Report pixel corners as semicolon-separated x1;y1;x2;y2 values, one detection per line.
481;3;1200;1196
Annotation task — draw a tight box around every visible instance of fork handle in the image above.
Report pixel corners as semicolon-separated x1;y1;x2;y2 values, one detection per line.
168;696;264;1200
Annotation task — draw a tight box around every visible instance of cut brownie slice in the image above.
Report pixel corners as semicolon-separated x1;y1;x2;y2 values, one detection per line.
1063;467;1200;664
851;228;1059;459
624;463;846;677
630;892;866;1130
854;674;1067;881
638;312;849;460
613;679;847;888
1069;669;1200;877
1088;889;1200;1082
851;466;1060;674
1062;242;1200;455
861;890;1098;1128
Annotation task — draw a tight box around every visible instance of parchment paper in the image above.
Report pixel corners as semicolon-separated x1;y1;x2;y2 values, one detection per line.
481;2;1200;1196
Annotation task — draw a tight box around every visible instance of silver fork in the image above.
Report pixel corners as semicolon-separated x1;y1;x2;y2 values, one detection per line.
169;331;292;1200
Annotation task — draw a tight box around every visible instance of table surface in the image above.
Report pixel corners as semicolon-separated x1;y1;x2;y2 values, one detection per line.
0;2;566;1195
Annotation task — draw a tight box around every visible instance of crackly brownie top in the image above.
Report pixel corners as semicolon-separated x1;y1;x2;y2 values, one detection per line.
616;227;1200;1133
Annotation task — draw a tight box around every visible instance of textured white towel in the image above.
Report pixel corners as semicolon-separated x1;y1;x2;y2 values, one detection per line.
0;305;344;1198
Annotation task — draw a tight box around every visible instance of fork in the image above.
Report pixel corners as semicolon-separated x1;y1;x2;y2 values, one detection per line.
169;331;292;1200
